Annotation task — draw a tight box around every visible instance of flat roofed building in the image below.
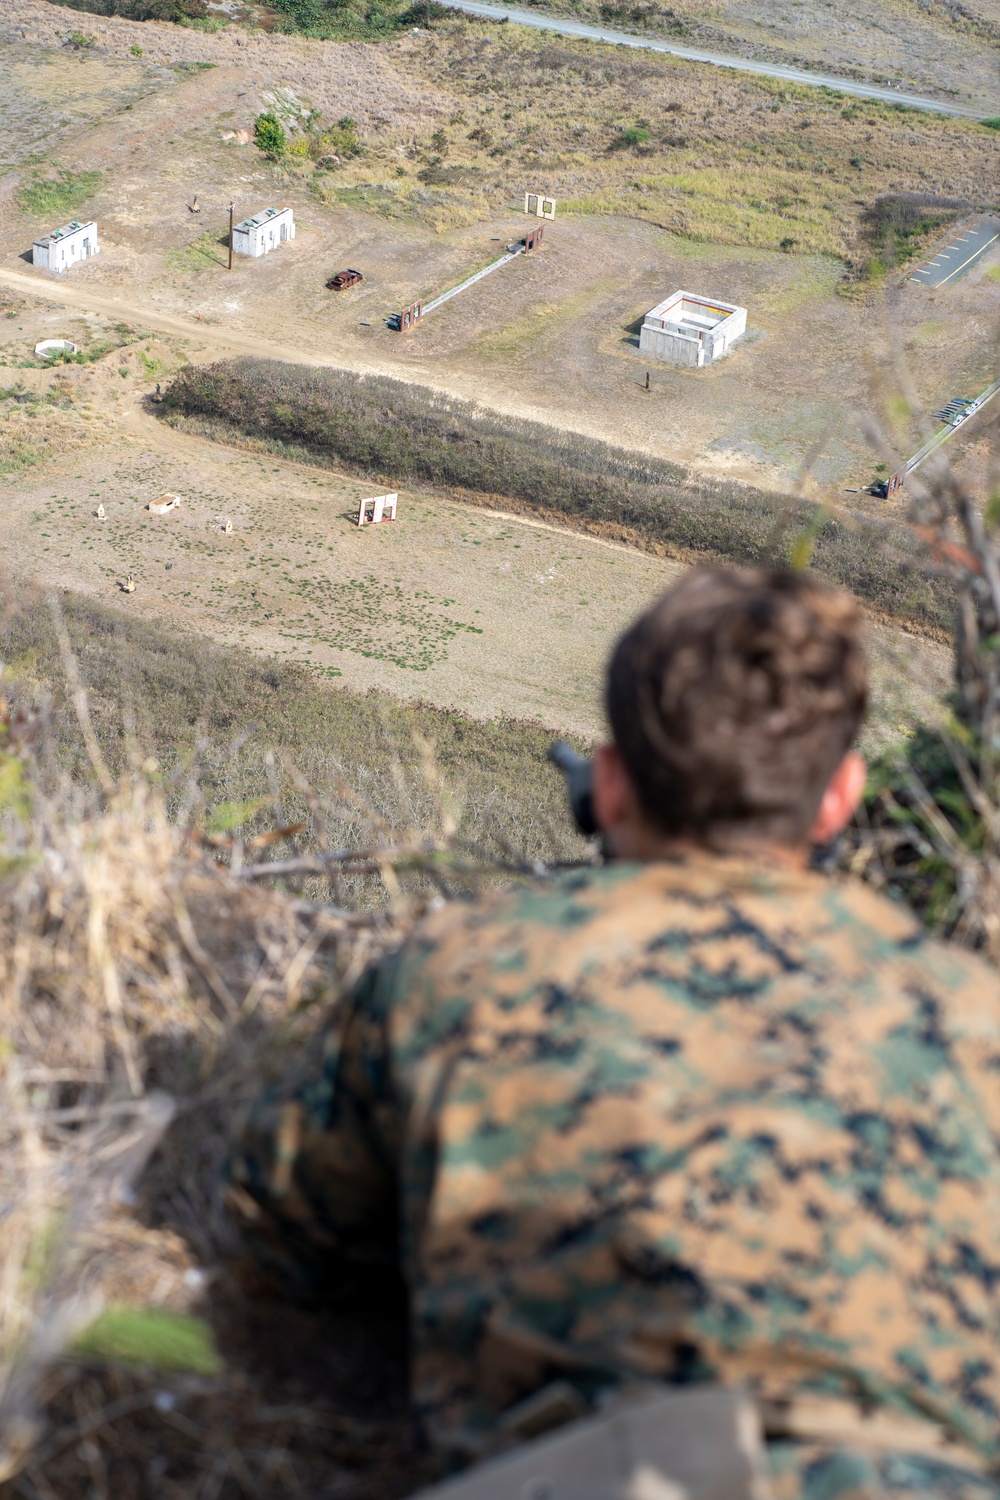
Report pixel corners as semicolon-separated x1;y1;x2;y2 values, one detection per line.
32;220;100;273
232;206;296;258
639;290;746;368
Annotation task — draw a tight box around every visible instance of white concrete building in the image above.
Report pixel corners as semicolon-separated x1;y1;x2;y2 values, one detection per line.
32;220;99;273
639;291;746;368
232;206;295;258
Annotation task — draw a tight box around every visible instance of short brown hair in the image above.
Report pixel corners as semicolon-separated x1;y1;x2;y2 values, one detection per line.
606;568;868;846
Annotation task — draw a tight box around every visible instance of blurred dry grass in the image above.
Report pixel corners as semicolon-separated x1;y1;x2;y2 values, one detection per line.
841;330;1000;959
0;587;580;1498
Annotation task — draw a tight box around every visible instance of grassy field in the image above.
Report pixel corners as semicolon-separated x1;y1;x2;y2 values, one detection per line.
0;585;590;878
329;20;1000;272
162;358;957;634
15;167;104;218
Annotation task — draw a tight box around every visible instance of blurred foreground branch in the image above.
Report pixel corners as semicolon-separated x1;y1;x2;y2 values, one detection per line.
848;420;1000;957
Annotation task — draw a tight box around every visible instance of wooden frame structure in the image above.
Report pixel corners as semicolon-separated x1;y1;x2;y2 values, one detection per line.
524;192;556;220
356;493;399;527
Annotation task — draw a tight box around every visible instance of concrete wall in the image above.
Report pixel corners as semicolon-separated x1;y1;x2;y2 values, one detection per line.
712;305;747;358
639;324;704;367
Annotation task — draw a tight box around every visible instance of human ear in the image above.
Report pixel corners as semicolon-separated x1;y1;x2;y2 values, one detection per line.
592;745;634;834
809;750;867;844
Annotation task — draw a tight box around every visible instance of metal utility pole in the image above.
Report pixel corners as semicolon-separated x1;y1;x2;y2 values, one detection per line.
228;203;235;270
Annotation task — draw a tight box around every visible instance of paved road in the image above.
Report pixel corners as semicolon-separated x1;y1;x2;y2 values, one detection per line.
910;219;1000;288
439;0;993;119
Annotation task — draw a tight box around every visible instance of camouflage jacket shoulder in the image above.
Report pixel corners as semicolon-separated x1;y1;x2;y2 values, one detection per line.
237;854;1000;1468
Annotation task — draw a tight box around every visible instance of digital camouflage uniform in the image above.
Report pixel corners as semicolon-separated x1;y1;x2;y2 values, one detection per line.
233;853;1000;1498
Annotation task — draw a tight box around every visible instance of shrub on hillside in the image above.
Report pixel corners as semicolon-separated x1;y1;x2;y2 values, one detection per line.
613;123;653;148
859;193;967;278
270;0;452;38
254;112;287;158
160;358;955;635
46;0;209;20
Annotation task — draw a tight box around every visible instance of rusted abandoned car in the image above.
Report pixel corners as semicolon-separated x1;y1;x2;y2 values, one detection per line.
326;268;363;290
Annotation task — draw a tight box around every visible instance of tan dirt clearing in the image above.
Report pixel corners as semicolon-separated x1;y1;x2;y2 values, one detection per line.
0;352;951;752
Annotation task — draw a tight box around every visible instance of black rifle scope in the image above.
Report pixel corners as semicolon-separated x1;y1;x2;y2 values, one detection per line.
547;740;598;838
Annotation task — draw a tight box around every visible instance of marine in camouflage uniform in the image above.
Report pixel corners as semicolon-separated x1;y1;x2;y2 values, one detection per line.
232;571;1000;1497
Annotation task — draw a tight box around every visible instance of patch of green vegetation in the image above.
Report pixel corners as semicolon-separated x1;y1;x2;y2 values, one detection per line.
319;116;362;158
614;123;652;148
72;1307;222;1376
271;0;449;41
177;11;228;27
16;169;102;220
254;112;287;158
164;229;227;274
45;0;211;20
274;572;483;672
0;443;44;477
982;117;1000;130
856;193;965;284
161;359;955;637
37;329;149;366
312;181;406;218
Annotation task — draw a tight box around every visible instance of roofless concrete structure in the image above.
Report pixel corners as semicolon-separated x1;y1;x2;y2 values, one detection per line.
639;291;746;368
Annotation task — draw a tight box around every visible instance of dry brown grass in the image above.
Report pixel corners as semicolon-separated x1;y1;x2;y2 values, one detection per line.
0;597;554;1496
326;20;1000;262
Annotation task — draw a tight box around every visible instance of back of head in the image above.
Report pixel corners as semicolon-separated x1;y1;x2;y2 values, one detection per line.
606;568;868;847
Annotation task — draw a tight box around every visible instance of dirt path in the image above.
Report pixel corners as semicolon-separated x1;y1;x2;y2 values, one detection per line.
0;265;358;369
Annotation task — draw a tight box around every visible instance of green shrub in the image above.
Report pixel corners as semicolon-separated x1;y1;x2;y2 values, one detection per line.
616;124;652;148
400;0;448;20
315;115;361;159
47;0;209;19
982;117;1000;129
160;358;955;636
254;113;287;158
860;193;966;270
271;0;451;38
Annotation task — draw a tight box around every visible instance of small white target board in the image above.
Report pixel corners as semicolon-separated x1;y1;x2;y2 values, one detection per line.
357;493;398;527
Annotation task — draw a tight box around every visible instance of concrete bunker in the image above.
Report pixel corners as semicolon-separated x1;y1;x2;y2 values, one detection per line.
639;291;746;368
231;206;296;258
32;221;99;273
